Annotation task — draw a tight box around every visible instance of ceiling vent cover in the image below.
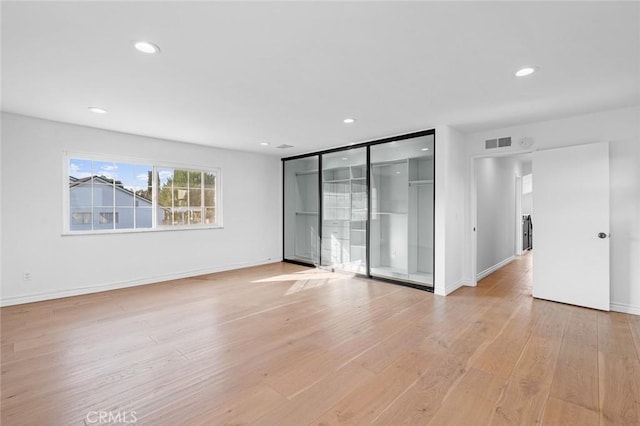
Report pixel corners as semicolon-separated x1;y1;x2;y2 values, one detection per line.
485;139;498;149
277;144;294;149
498;137;512;148
485;137;512;150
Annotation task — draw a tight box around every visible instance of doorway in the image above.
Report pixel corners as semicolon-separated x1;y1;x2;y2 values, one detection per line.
470;153;532;286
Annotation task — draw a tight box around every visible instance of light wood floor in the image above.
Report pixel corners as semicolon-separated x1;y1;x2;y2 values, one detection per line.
2;253;639;425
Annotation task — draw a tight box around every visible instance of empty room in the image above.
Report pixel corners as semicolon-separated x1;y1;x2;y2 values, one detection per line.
1;1;639;425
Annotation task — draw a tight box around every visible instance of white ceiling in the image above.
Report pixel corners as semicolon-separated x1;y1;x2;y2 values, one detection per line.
2;1;639;156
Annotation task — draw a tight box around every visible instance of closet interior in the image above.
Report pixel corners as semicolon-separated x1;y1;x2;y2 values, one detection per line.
283;156;319;264
283;131;434;291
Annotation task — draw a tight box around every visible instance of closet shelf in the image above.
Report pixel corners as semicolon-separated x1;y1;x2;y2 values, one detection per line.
296;212;318;215
295;170;318;176
372;211;408;215
409;179;434;186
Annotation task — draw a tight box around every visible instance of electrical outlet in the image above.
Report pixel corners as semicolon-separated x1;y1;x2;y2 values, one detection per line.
23;272;32;281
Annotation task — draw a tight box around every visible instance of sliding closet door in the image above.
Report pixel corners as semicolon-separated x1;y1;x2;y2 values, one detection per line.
321;148;367;274
284;157;319;264
370;135;434;288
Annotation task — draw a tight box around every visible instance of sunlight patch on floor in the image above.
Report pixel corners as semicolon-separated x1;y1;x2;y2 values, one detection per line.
252;270;348;283
252;269;356;295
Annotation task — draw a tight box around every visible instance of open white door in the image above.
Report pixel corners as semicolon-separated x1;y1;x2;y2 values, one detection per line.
532;142;610;311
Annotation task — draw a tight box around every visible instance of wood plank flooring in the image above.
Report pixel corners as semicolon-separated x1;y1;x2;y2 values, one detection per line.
1;253;639;425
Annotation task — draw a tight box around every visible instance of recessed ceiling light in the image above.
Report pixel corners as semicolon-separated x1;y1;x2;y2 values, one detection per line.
88;106;108;114
134;41;161;54
343;118;356;124
341;157;348;160
515;66;537;77
260;142;270;146
421;148;430;151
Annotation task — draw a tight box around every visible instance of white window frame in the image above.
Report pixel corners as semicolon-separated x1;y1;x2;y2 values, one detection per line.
62;152;223;235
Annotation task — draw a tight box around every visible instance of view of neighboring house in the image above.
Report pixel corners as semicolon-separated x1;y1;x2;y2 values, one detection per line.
69;175;156;231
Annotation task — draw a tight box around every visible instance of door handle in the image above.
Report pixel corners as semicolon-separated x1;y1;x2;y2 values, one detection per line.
597;232;608;239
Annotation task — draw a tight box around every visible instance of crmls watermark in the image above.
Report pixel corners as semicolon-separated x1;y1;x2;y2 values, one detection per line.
85;410;137;424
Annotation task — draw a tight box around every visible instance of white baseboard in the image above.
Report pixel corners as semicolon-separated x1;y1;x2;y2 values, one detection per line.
610;302;640;316
0;258;280;307
445;279;465;295
476;256;516;281
434;279;465;296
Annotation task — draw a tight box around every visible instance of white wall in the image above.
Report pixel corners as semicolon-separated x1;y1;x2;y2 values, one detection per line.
460;106;640;314
475;156;522;276
0;113;282;306
434;125;466;296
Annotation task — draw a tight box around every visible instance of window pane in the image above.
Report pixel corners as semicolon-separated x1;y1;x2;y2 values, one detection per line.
93;161;117;182
98;211;116;224
69;158;92;180
203;189;215;207
134;165;153;201
204;172;216;188
204;207;216;225
172;209;188;225
157;168;173;208
92;181;114;207
112;162;144;209
94;208;114;230
115;208;135;230
115;187;135;207
160;207;173;225
70;185;92;208
173;169;189;189
190;208;203;225
189;188;202;207
173;189;188;207
135;207;153;229
70;209;92;231
189;171;201;187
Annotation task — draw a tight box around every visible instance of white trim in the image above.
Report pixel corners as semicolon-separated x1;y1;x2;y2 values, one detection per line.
434;279;465;296
470;156;477;286
62;224;223;236
444;279;465;296
476;255;516;280
515;175;523;256
610;302;640;316
0;258;279;307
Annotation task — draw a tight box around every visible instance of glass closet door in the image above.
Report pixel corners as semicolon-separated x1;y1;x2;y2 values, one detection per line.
284;156;319;264
321;148;367;274
370;135;434;288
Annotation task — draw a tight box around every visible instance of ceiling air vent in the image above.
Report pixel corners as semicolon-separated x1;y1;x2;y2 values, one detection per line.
498;137;512;148
277;144;294;149
484;137;512;150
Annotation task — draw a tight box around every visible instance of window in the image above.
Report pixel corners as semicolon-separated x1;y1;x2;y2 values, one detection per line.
157;168;217;226
67;156;221;233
